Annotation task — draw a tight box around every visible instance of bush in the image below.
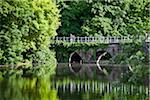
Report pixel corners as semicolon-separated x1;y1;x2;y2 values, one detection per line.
0;0;60;76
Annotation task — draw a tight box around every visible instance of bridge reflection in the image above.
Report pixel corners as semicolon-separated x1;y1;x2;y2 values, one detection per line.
51;80;149;96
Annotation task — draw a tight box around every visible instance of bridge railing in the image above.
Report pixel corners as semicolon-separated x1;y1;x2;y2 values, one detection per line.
52;35;150;43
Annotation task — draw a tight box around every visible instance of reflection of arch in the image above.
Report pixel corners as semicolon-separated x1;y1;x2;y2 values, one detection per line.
96;50;112;60
96;52;107;71
69;52;83;74
96;51;112;75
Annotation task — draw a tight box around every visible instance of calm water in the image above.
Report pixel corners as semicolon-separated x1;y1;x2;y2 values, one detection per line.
0;65;149;100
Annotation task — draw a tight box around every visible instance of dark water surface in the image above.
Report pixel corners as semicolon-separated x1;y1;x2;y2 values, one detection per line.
0;65;149;100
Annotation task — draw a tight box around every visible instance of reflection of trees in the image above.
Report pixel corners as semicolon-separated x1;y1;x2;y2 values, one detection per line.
81;92;147;100
0;78;148;100
0;77;59;100
54;80;148;100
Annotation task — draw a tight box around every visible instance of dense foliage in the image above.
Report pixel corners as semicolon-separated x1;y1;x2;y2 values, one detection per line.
57;1;92;36
114;39;149;85
57;0;149;36
0;0;60;76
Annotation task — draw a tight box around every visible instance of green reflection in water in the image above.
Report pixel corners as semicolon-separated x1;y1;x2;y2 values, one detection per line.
54;79;149;100
0;77;149;100
58;90;149;100
0;77;59;100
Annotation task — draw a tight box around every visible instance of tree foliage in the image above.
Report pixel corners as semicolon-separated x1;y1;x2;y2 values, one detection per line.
57;1;92;36
114;40;149;85
0;77;59;100
57;0;149;36
0;0;60;76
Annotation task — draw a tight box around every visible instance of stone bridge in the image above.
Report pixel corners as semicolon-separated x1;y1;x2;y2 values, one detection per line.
52;35;150;77
69;44;120;63
52;35;150;64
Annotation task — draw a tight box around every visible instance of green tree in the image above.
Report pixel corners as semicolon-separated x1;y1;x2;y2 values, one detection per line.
124;0;150;35
57;1;92;36
82;0;149;36
0;0;60;76
57;0;149;36
114;40;149;85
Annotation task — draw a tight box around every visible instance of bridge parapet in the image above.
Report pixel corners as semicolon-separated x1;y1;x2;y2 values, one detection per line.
52;35;150;44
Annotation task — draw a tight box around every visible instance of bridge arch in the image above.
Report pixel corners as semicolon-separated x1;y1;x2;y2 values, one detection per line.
70;52;83;64
96;49;113;74
96;50;112;61
69;52;83;74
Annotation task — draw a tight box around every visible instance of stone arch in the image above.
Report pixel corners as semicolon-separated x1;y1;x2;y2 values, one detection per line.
70;52;82;64
96;50;112;60
69;52;83;74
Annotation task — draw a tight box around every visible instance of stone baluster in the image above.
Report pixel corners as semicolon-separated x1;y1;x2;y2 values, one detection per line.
92;37;94;42
82;37;84;42
77;36;79;42
63;36;65;41
88;37;89;42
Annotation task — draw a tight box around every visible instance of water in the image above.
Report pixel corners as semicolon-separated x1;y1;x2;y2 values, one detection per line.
0;65;149;100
